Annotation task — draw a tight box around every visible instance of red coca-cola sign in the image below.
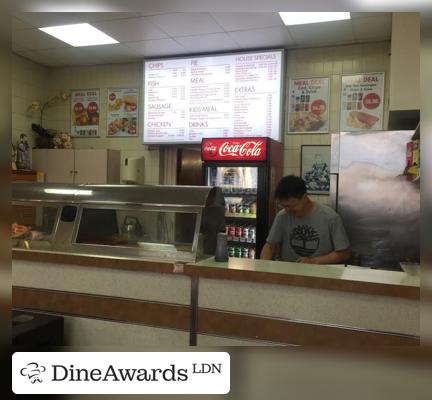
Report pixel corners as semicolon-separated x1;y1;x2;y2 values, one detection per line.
201;138;267;161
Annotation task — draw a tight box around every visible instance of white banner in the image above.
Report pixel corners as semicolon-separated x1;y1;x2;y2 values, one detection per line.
13;352;230;394
340;72;385;131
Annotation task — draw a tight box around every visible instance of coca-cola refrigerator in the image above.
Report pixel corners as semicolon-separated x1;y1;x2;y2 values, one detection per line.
201;137;283;259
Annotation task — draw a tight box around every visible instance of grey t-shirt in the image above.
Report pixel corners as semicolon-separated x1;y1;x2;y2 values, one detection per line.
266;203;350;262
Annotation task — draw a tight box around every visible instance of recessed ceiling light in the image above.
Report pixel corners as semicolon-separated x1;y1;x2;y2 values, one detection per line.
279;12;351;26
39;23;118;47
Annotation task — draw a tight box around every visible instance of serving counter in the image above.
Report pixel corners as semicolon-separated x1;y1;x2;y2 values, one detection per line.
12;250;419;347
12;183;419;346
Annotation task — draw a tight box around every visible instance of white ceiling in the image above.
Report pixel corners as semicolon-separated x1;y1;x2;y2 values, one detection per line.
12;12;392;67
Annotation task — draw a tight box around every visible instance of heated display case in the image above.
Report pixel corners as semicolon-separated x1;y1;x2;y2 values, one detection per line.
12;183;225;262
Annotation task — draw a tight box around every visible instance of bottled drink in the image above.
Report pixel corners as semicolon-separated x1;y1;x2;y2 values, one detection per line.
249;248;256;259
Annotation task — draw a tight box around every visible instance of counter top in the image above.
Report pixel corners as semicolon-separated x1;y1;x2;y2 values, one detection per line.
189;257;419;287
12;250;419;299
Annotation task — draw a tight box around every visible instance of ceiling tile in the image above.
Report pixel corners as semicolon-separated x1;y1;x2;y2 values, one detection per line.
125;38;188;58
175;33;240;53
14;12;84;28
288;20;354;47
350;12;392;19
352;15;392;41
211;12;284;31
229;26;294;48
147;13;223;37
81;44;141;63
92;17;168;42
28;47;107;67
12;18;34;30
13;29;69;50
79;13;145;22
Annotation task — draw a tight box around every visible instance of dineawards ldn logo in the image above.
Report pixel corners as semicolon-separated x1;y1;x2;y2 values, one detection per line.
20;362;47;383
12;352;230;395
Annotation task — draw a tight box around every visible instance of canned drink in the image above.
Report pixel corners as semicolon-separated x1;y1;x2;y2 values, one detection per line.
243;205;250;214
242;247;249;258
229;225;236;236
234;246;242;258
228;246;235;257
235;226;243;237
225;225;229;235
249;227;256;238
236;203;243;213
249;248;256;259
243;226;249;238
229;204;236;213
250;202;257;214
225;203;230;213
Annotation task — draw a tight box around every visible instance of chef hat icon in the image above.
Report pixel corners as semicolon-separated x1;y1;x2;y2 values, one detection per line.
20;362;46;383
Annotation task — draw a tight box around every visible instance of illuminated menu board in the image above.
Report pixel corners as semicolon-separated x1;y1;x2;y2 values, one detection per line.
143;50;284;144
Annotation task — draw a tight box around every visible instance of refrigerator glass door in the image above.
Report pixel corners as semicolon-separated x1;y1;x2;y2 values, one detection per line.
207;166;258;259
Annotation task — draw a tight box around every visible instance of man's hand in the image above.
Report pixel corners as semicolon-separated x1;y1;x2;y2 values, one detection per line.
296;256;318;264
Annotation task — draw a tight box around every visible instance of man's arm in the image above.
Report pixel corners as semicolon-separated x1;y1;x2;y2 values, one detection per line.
260;242;278;260
297;247;351;265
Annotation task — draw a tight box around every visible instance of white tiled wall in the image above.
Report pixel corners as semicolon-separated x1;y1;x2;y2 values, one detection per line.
12;54;49;148
283;41;391;205
12;40;390;191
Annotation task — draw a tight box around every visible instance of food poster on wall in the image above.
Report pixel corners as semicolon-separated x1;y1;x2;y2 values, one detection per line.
340;72;385;131
107;88;139;137
71;89;100;137
288;77;329;133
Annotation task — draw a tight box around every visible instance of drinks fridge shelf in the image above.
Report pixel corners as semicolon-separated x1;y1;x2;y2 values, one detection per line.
225;212;256;219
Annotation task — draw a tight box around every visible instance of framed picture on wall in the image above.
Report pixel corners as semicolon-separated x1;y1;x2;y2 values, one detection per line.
287;76;330;134
300;145;331;195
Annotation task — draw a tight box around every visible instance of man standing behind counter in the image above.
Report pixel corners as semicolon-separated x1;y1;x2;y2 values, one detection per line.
261;175;351;264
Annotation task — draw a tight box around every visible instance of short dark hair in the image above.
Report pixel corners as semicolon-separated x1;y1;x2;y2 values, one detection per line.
274;175;307;199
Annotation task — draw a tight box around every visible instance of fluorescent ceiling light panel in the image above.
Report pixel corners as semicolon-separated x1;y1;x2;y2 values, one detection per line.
39;23;118;47
279;12;351;26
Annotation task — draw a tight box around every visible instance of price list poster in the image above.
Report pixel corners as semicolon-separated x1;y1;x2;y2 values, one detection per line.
340;72;385;131
70;89;100;137
143;51;282;144
288;77;329;133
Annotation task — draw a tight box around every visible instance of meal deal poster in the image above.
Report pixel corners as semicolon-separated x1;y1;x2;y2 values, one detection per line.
71;89;100;137
340;72;385;131
107;88;139;137
288;77;329;133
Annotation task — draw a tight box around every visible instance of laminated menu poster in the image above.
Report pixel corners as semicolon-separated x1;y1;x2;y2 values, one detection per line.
71;89;100;137
107;88;139;137
340;72;385;131
288;77;329;133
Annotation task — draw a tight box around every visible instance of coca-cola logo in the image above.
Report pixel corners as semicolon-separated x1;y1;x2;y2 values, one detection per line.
203;142;217;157
218;141;263;157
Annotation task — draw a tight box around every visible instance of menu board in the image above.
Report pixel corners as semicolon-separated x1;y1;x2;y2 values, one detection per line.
71;89;100;137
107;88;139;137
288;77;329;133
340;72;385;131
143;50;283;144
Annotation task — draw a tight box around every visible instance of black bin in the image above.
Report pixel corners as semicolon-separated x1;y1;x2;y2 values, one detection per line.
12;310;64;348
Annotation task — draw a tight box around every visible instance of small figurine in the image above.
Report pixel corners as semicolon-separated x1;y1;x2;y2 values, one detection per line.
11;144;17;170
16;133;31;170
